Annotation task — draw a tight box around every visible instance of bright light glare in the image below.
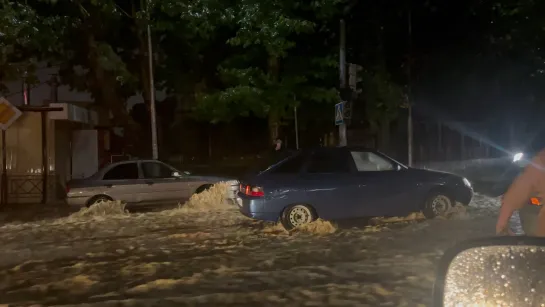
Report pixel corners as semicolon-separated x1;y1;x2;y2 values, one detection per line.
463;178;471;188
513;152;523;162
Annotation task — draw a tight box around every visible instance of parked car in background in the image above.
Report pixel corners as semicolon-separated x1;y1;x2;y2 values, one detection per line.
66;160;239;208
237;147;473;229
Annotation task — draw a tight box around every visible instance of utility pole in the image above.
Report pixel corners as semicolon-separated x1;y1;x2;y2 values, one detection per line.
339;19;347;147
407;8;414;166
147;1;158;160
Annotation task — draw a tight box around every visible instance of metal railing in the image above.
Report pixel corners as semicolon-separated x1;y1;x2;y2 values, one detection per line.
4;175;56;201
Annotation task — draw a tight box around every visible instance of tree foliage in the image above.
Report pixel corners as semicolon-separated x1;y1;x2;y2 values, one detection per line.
361;66;404;133
194;0;342;140
6;0;512;153
0;1;65;91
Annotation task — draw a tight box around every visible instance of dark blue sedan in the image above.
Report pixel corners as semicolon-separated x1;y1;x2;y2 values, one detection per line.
237;147;473;229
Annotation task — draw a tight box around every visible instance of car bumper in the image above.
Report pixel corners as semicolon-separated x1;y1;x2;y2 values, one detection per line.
236;193;278;222
227;181;240;202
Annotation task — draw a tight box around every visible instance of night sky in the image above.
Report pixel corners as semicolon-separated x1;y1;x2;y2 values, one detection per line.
343;0;545;151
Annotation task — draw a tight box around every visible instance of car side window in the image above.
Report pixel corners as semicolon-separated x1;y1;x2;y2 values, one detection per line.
270;154;306;174
141;162;174;179
350;151;395;172
306;151;351;173
103;163;139;180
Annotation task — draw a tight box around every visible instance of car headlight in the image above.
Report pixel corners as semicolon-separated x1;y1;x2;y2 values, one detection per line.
513;152;524;162
463;177;472;188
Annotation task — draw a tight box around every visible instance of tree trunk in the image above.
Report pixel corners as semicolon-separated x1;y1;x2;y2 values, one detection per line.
268;113;279;143
86;32;142;156
86;34;127;125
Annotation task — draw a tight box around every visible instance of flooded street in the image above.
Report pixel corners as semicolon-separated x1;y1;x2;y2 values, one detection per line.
0;192;510;306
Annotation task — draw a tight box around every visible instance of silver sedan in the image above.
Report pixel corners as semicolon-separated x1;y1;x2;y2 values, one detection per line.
66;159;239;208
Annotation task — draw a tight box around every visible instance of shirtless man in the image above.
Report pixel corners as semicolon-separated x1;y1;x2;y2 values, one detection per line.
496;150;545;236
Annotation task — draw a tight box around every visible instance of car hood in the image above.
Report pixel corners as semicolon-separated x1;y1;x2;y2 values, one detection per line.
406;167;461;181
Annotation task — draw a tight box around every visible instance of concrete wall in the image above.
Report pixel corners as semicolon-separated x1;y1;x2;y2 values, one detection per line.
71;130;99;179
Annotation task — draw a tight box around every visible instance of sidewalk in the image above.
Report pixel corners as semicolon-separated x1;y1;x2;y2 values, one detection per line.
0;202;77;224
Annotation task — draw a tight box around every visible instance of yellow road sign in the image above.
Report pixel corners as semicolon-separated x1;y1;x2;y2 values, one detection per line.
0;97;22;130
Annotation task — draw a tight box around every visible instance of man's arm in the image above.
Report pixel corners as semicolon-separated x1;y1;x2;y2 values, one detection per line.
496;155;543;234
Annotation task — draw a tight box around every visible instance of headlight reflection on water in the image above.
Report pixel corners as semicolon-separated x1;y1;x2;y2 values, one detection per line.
444;246;545;307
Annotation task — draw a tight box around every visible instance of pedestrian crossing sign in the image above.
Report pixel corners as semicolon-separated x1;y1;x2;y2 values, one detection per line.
335;101;344;126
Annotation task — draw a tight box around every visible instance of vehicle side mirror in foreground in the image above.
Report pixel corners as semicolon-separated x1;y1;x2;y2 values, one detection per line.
183;171;191;176
433;236;545;306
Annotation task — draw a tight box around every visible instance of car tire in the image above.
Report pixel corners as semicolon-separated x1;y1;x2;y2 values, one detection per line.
195;184;213;194
422;193;453;219
280;204;317;230
87;195;113;207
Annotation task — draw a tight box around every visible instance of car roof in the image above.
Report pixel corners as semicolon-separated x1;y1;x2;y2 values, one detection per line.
301;146;378;153
108;159;164;166
98;159;166;174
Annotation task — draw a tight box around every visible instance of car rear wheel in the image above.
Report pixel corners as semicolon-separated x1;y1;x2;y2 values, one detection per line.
422;193;452;219
195;184;213;194
87;195;113;207
281;204;316;230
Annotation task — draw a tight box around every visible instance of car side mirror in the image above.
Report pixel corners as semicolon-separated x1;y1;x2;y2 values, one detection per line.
183;171;191;176
172;171;182;177
433;236;545;306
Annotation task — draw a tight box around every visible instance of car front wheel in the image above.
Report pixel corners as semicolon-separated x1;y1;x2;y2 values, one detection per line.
280;204;316;230
423;193;453;219
87;195;113;207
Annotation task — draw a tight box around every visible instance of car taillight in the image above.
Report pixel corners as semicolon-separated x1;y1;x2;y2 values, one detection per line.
241;184;264;197
530;197;542;206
